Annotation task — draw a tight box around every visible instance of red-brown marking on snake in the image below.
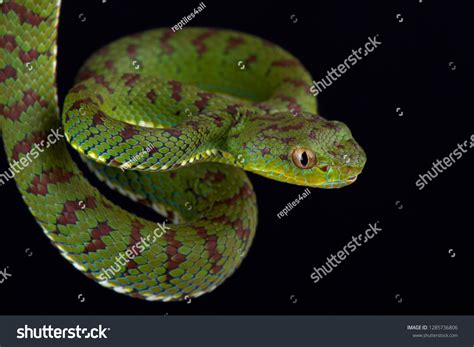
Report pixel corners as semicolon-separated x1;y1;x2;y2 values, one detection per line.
194;92;213;111
271;59;300;67
77;70;115;94
0;65;17;83
159;30;175;55
125;220;145;269
225;36;245;53
164;230;185;279
1;1;48;26
122;73;140;87
196;228;223;274
0;89;48;121
85;222;113;253
120;124;139;139
11;131;48;161
191;30;217;55
146;89;157;103
168;80;183;102
0;34;17;52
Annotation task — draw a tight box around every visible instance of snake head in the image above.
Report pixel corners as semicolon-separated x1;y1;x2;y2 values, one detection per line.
227;111;367;188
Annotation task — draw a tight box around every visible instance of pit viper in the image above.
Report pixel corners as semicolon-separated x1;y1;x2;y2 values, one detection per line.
0;0;366;301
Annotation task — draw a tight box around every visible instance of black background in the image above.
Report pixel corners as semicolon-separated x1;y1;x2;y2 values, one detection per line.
0;0;472;315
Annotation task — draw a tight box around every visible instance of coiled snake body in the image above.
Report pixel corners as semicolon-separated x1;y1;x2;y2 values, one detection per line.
0;0;366;301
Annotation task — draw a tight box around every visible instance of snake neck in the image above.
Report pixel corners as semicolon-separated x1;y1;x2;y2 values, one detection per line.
61;73;255;172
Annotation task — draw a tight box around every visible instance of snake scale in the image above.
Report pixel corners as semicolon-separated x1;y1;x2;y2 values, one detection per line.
0;0;366;301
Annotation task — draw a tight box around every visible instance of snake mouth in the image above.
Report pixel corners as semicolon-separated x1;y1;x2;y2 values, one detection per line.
320;175;358;189
246;162;360;188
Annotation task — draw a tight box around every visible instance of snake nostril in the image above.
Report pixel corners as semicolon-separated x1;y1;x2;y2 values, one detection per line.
320;166;329;172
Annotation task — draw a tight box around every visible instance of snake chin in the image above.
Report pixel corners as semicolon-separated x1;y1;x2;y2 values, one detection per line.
320;175;358;189
244;163;361;189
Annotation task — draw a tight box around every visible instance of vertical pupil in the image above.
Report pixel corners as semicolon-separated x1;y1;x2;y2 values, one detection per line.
300;151;308;167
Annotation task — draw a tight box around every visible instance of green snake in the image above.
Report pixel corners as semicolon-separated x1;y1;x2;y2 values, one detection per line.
0;0;366;301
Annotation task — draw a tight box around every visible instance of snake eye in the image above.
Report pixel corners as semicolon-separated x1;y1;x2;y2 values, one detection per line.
291;148;316;169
